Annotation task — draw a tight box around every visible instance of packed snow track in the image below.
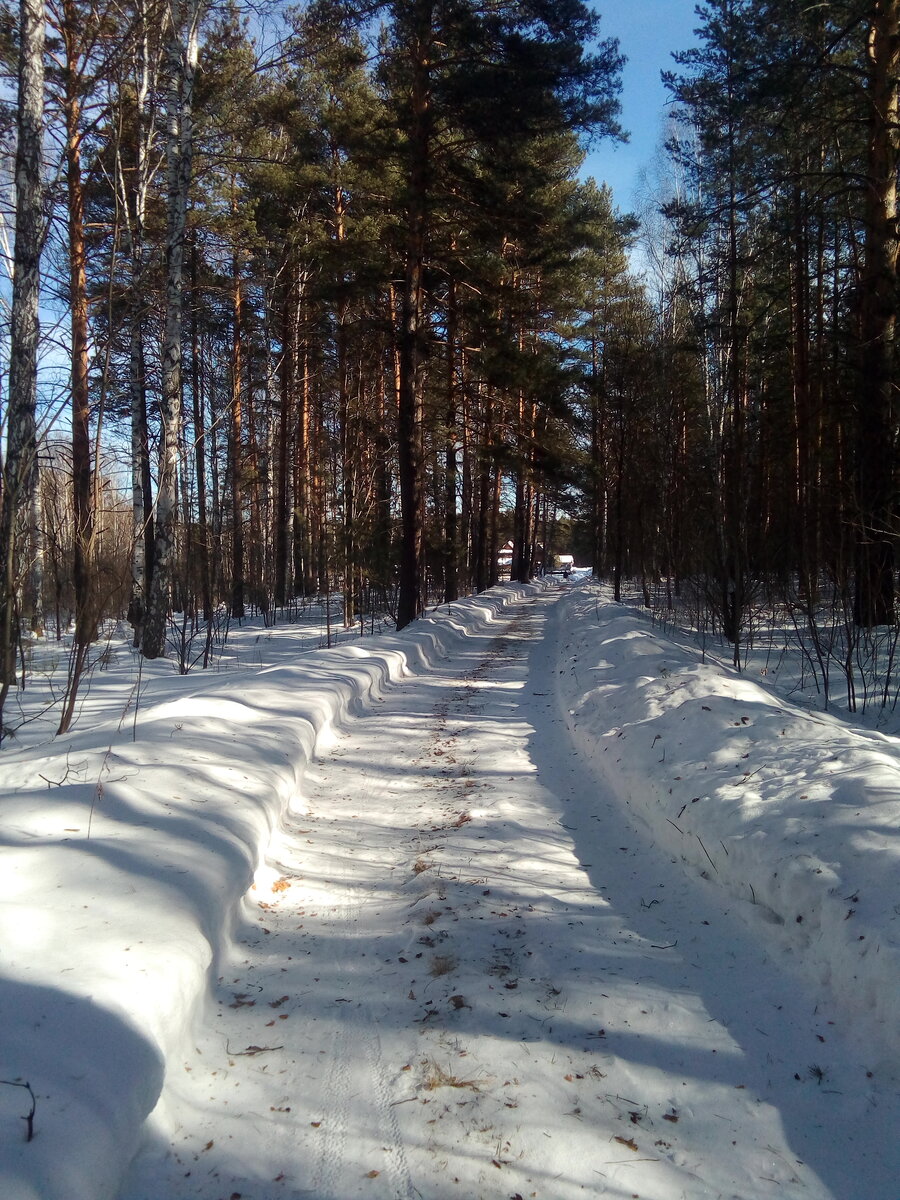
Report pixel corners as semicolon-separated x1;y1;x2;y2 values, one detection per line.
117;585;900;1200
1;583;898;1200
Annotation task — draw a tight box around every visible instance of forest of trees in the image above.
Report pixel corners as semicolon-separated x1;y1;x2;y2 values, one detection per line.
1;0;900;733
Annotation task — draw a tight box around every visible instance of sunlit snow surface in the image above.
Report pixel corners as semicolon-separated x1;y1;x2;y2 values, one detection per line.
1;582;899;1199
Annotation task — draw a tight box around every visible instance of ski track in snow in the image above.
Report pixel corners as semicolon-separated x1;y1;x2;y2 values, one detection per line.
119;588;900;1200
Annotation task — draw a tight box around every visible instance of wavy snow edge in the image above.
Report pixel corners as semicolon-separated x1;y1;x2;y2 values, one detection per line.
555;585;900;1073
0;583;542;1200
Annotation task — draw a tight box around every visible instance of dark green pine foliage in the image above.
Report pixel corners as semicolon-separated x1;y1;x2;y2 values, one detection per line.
255;9;397;614
192;6;272;619
353;0;626;626
563;180;648;586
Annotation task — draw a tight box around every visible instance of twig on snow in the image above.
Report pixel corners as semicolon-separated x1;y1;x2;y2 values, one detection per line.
697;835;718;874
225;1041;283;1056
1;1079;36;1141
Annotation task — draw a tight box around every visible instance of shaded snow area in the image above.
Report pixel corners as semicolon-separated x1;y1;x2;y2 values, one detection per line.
1;582;899;1200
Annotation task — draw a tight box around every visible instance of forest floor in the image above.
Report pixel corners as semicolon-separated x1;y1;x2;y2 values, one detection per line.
1;581;899;1199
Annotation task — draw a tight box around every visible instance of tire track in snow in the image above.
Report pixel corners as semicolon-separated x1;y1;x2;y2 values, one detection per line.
294;601;553;1198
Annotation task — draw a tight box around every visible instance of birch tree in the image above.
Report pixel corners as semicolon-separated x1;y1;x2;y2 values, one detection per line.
141;0;203;659
113;0;164;647
0;0;44;726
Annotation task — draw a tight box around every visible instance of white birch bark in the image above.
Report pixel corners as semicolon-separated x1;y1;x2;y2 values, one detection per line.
0;0;44;689
116;0;160;644
141;0;202;658
28;463;45;637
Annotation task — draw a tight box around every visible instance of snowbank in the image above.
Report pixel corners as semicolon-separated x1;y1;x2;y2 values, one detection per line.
554;585;900;1067
4;576;900;1199
0;584;541;1200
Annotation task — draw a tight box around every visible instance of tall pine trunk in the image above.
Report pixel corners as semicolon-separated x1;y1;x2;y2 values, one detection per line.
443;274;459;603
229;262;245;618
274;281;295;608
396;2;432;629
189;244;212;622
854;0;900;627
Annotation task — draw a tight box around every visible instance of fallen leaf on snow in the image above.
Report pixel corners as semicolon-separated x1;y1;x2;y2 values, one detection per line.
614;1136;639;1152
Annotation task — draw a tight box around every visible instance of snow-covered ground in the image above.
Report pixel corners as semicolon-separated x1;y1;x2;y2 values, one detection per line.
1;581;899;1199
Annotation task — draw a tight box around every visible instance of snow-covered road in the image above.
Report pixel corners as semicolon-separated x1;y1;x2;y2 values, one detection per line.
116;586;900;1200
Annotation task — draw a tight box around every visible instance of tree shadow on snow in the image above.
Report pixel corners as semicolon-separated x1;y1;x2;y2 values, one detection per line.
523;627;900;1200
0;977;164;1200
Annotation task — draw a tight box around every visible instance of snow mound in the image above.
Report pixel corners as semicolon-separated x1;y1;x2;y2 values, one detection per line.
3;577;900;1199
554;585;900;1065
0;584;541;1200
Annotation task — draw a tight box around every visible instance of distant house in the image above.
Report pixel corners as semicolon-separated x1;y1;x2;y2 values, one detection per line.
498;541;546;579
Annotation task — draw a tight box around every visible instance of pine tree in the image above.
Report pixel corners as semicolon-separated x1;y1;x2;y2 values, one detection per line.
370;0;625;626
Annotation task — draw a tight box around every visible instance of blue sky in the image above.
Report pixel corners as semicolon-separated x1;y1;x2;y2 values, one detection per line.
581;0;700;208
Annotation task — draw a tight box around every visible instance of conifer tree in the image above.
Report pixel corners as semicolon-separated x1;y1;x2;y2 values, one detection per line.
368;0;625;625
